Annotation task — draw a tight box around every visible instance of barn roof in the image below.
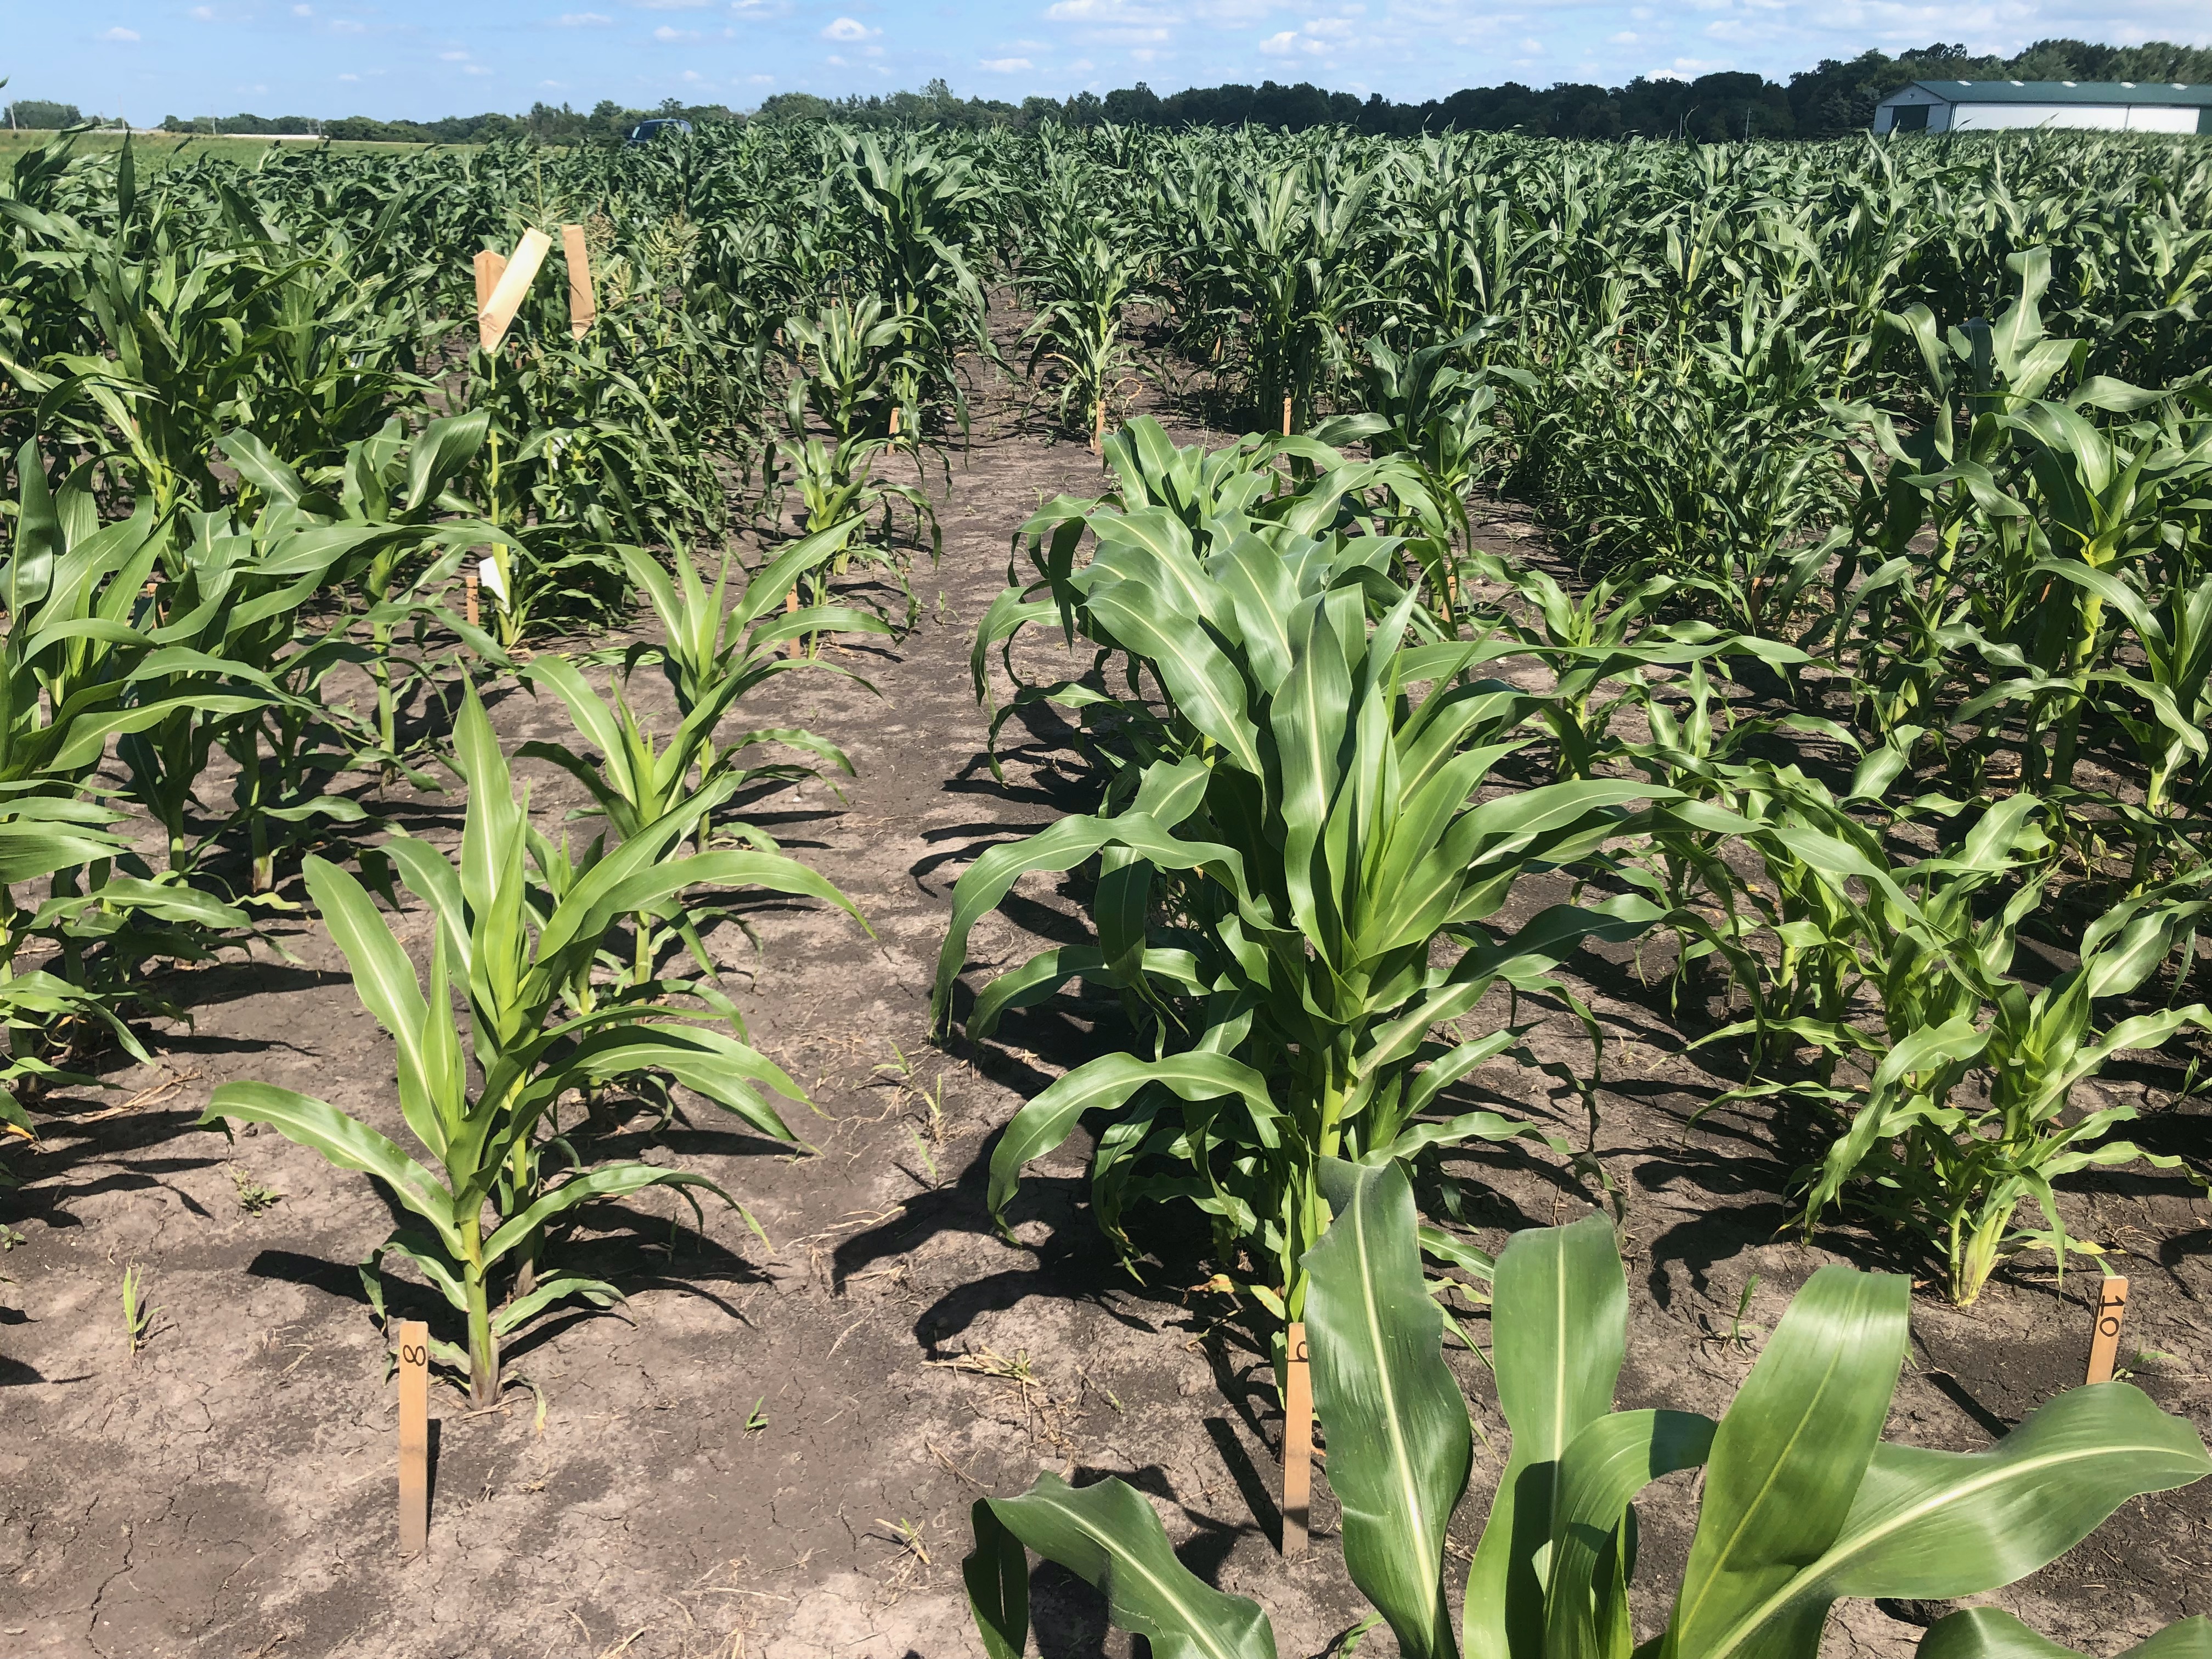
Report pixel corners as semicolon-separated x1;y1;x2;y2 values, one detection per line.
1904;79;2212;107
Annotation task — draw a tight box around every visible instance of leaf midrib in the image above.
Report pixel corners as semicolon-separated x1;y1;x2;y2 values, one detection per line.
1696;1436;2192;1659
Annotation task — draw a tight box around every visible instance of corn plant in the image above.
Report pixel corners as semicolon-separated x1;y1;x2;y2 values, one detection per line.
1018;191;1150;444
202;686;865;1403
120;1263;155;1358
1797;872;2212;1305
1319;327;1521;587
0;449;254;1108
616;524;892;726
965;1169;2212;1659
1695;778;2212;1302
940;440;1673;1324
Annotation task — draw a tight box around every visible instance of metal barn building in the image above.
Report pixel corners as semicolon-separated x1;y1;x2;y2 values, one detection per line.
1872;80;2212;135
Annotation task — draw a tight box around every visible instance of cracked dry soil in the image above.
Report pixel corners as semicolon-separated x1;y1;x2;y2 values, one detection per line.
3;357;2209;1659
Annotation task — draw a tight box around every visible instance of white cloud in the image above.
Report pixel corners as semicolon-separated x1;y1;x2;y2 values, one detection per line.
979;56;1034;71
100;25;140;40
190;5;217;19
464;63;492;74
749;71;774;82
294;3;313;13
555;11;613;23
821;16;875;40
653;24;699;38
338;71;359;80
826;52;847;65
1609;30;1638;43
330;18;365;31
440;49;470;59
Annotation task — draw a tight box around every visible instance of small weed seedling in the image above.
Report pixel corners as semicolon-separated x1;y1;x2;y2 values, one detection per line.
746;1397;769;1434
0;1223;25;1250
1699;1273;1763;1352
1727;1273;1761;1351
121;1265;156;1358
875;1516;930;1567
229;1165;283;1214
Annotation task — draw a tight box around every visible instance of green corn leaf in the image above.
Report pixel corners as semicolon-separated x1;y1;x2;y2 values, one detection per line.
980;1472;1277;1659
490;1271;622;1336
963;1499;1031;1659
1305;1157;1471;1659
988;1050;1279;1223
1465;1212;1629;1659
301;854;451;1164
1917;1609;2212;1659
1544;1410;1717;1659
1665;1265;1910;1659
481;1163;732;1264
203;1082;461;1255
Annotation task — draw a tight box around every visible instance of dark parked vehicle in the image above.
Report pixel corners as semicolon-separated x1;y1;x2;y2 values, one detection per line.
624;118;693;146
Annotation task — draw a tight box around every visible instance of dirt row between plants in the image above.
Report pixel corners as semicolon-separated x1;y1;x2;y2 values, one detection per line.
4;348;2208;1659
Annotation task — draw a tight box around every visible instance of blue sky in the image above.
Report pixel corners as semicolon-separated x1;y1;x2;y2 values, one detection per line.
10;1;2211;122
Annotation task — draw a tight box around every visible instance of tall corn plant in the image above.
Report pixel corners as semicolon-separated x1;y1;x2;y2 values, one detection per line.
939;434;1672;1322
204;686;864;1403
965;1167;2212;1659
0;448;261;1122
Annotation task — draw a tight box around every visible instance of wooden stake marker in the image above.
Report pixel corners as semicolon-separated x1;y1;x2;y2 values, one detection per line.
561;223;595;338
1282;394;1293;437
396;1319;430;1555
472;248;506;318
462;568;480;629
2086;1275;2129;1385
478;228;552;354
1282;1320;1312;1558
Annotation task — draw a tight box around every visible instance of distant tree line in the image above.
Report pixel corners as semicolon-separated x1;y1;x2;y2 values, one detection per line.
4;100;106;129
754;41;2212;142
12;36;2210;144
145;98;735;145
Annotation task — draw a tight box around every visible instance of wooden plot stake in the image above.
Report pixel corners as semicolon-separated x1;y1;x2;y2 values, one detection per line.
1092;399;1105;455
478;228;552;354
1282;394;1293;437
462;567;480;629
472;248;507;318
560;223;595;338
1281;1320;1312;1558
396;1319;430;1554
2086;1275;2130;1384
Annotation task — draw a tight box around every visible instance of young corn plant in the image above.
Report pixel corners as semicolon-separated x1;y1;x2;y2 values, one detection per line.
940;441;1673;1327
1702;780;2212;1303
202;686;866;1404
1319;326;1523;600
617;523;894;730
0;449;254;1110
1798;873;2212;1306
1019;219;1149;445
965;1166;2212;1659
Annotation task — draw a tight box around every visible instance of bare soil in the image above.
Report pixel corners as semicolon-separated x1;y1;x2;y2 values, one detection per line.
4;347;2208;1659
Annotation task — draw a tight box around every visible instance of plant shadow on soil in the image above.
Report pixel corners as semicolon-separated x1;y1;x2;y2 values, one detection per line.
2;332;2208;1659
